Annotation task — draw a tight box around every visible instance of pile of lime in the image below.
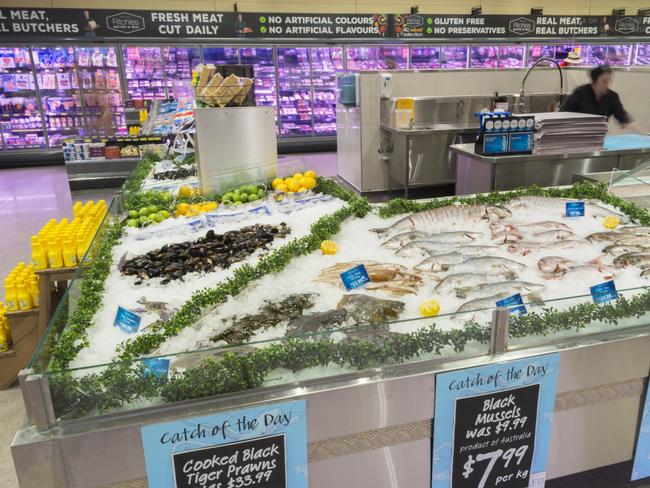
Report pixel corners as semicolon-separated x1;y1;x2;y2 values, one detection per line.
221;185;267;206
126;205;172;228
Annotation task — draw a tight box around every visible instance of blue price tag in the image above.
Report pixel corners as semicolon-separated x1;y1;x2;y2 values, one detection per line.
495;293;527;315
340;264;371;291
566;201;585;217
114;306;141;334
483;133;508;155
142;358;170;378
590;280;618;304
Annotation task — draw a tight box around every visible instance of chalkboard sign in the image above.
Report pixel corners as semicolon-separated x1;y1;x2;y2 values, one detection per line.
141;400;307;488
432;354;561;488
172;434;286;488
452;385;539;488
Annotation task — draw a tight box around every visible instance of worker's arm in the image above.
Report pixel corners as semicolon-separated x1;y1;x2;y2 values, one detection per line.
622;120;648;135
610;92;646;133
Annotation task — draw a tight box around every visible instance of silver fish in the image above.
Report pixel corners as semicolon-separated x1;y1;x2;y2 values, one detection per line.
395;241;449;257
443;256;526;275
641;269;650;279
538;256;614;277
414;252;467;272
491;221;571;233
456;293;510;314
507;240;584;256
509;196;629;222
455;281;544;300
615;236;650;246
613;252;650;269
586;232;623;243
620;226;650;235
436;272;516;292
531;230;574;241
395;232;483;256
370;205;511;237
603;244;647;256
381;231;432;249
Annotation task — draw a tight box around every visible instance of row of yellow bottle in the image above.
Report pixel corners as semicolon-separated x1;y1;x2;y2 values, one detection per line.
4;263;39;312
0;303;10;352
31;200;107;270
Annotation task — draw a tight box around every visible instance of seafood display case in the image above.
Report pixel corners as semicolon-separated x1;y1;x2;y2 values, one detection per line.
11;156;650;486
0;47;46;149
32;46;85;147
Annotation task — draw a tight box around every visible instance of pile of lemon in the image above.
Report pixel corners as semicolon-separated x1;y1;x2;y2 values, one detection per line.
174;201;219;218
271;170;318;194
177;185;201;198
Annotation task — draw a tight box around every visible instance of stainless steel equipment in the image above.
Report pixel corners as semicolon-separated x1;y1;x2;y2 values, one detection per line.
379;93;560;196
516;58;564;114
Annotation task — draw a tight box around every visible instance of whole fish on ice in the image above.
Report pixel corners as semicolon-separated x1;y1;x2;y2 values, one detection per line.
394;231;484;256
371;205;511;237
454;281;544;300
438;256;526;275
380;231;433;249
436;272;517;291
508;196;630;222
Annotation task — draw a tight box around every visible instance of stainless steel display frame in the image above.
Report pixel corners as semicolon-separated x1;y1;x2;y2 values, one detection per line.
11;304;650;487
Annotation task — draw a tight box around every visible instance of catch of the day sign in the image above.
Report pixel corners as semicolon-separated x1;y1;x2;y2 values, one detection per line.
432;353;560;488
141;400;308;488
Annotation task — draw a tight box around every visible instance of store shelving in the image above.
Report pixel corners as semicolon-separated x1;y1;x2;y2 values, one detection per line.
240;47;276;112
470;46;499;69
498;45;525;68
440;46;469;69
410;46;440;69
202;47;239;65
634;44;650;65
122;46;166;100
33;46;85;147
77;46;125;137
311;47;343;136
163;47;201;99
0;47;45;149
606;44;633;66
277;47;312;137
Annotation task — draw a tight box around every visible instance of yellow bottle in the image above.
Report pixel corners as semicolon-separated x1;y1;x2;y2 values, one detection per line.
62;239;78;267
47;240;63;269
4;280;18;311
29;278;40;307
0;328;9;352
17;283;33;310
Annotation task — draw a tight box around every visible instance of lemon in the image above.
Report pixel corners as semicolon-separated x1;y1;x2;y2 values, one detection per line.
176;203;190;215
298;187;308;193
304;170;317;179
189;204;201;213
287;179;301;192
300;176;317;189
603;216;620;229
178;185;193;198
203;201;218;211
419;300;441;317
284;177;294;185
276;183;288;193
320;240;338;255
292;172;303;180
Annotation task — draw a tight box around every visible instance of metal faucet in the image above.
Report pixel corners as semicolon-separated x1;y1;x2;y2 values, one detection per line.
516;57;564;114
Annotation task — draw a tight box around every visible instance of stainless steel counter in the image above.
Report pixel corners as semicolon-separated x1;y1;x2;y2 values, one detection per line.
451;142;650;195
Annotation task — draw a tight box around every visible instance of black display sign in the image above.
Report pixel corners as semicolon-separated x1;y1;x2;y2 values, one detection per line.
172;433;286;488
451;385;539;488
0;7;649;41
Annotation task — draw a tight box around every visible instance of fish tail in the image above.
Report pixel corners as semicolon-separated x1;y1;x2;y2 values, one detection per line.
455;287;470;299
370;227;390;235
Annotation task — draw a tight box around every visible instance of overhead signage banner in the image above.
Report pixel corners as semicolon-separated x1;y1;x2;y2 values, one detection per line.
431;353;561;488
141;400;308;488
1;8;649;40
0;8;388;39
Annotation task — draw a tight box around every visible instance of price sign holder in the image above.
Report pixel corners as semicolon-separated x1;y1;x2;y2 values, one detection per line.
114;306;141;334
141;400;308;488
631;368;650;481
590;280;618;304
340;264;371;291
432;353;560;488
565;201;585;217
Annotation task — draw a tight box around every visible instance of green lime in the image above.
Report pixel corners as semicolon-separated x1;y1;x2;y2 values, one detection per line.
221;199;232;205
138;216;150;225
257;190;267;198
224;192;235;201
152;213;165;223
247;194;259;202
246;185;258;195
232;193;241;202
148;205;159;214
159;210;170;219
234;201;243;205
147;213;158;221
139;208;150;217
161;191;172;201
239;193;249;203
126;219;139;228
239;185;249;194
128;210;139;219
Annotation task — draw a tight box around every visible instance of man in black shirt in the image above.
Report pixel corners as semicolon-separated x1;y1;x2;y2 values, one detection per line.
562;64;646;134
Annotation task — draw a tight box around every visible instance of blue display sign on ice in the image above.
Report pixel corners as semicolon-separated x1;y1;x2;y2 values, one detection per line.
114;306;141;334
565;201;585;217
142;358;171;378
141;400;308;488
340;264;371;291
496;293;527;315
590;280;618;304
632;373;650;481
432;353;561;488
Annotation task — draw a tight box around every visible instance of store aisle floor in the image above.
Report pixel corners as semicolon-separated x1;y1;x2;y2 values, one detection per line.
0;387;22;488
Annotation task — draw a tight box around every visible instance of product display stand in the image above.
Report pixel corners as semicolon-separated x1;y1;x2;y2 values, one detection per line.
36;267;77;338
0;308;38;389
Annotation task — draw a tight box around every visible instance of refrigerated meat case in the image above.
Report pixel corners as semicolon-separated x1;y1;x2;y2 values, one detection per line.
1;40;650;159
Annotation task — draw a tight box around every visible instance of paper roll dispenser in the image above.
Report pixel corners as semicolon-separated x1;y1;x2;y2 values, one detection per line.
338;74;359;107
